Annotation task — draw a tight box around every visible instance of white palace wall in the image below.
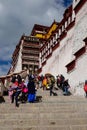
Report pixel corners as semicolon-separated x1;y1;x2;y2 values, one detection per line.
69;52;87;96
72;3;87;54
40;0;87;96
68;1;87;96
14;42;22;73
41;27;75;79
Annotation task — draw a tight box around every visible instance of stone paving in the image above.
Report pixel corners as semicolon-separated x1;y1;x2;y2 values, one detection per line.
0;88;87;130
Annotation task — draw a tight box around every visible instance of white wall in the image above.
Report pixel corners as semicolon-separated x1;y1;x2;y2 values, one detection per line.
40;1;87;96
69;53;87;96
69;1;87;95
41;27;74;78
72;10;87;54
14;43;22;73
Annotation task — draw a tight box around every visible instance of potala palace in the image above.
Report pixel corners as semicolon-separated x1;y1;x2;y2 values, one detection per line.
0;0;87;96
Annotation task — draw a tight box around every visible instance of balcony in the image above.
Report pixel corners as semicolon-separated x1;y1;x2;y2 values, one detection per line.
22;61;39;66
23;43;40;48
22;50;39;54
22;55;39;61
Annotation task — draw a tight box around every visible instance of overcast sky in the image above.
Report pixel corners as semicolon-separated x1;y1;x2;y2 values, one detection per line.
0;0;72;76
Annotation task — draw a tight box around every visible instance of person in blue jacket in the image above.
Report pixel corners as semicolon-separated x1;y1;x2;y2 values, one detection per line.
27;75;36;103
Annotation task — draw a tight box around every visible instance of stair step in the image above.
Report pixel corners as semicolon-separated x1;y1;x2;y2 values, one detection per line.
0;88;87;129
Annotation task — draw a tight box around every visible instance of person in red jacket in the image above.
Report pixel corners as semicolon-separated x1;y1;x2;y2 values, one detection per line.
84;80;87;97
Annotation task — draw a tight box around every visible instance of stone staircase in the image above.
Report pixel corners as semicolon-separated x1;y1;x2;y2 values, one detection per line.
0;88;87;130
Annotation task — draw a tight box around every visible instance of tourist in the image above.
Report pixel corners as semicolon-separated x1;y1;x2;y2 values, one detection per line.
63;79;70;95
49;76;55;96
11;75;16;83
38;75;44;88
21;79;28;103
56;75;61;88
11;79;22;107
84;80;87;97
8;84;13;103
27;75;36;103
17;74;22;84
42;76;47;90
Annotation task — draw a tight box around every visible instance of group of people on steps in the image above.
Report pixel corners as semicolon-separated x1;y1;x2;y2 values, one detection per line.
8;74;37;107
39;74;71;96
8;72;87;108
8;73;71;107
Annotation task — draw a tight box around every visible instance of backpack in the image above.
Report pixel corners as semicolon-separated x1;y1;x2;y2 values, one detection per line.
84;85;87;92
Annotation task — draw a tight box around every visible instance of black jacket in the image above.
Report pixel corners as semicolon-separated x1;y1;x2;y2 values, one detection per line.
27;81;35;94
